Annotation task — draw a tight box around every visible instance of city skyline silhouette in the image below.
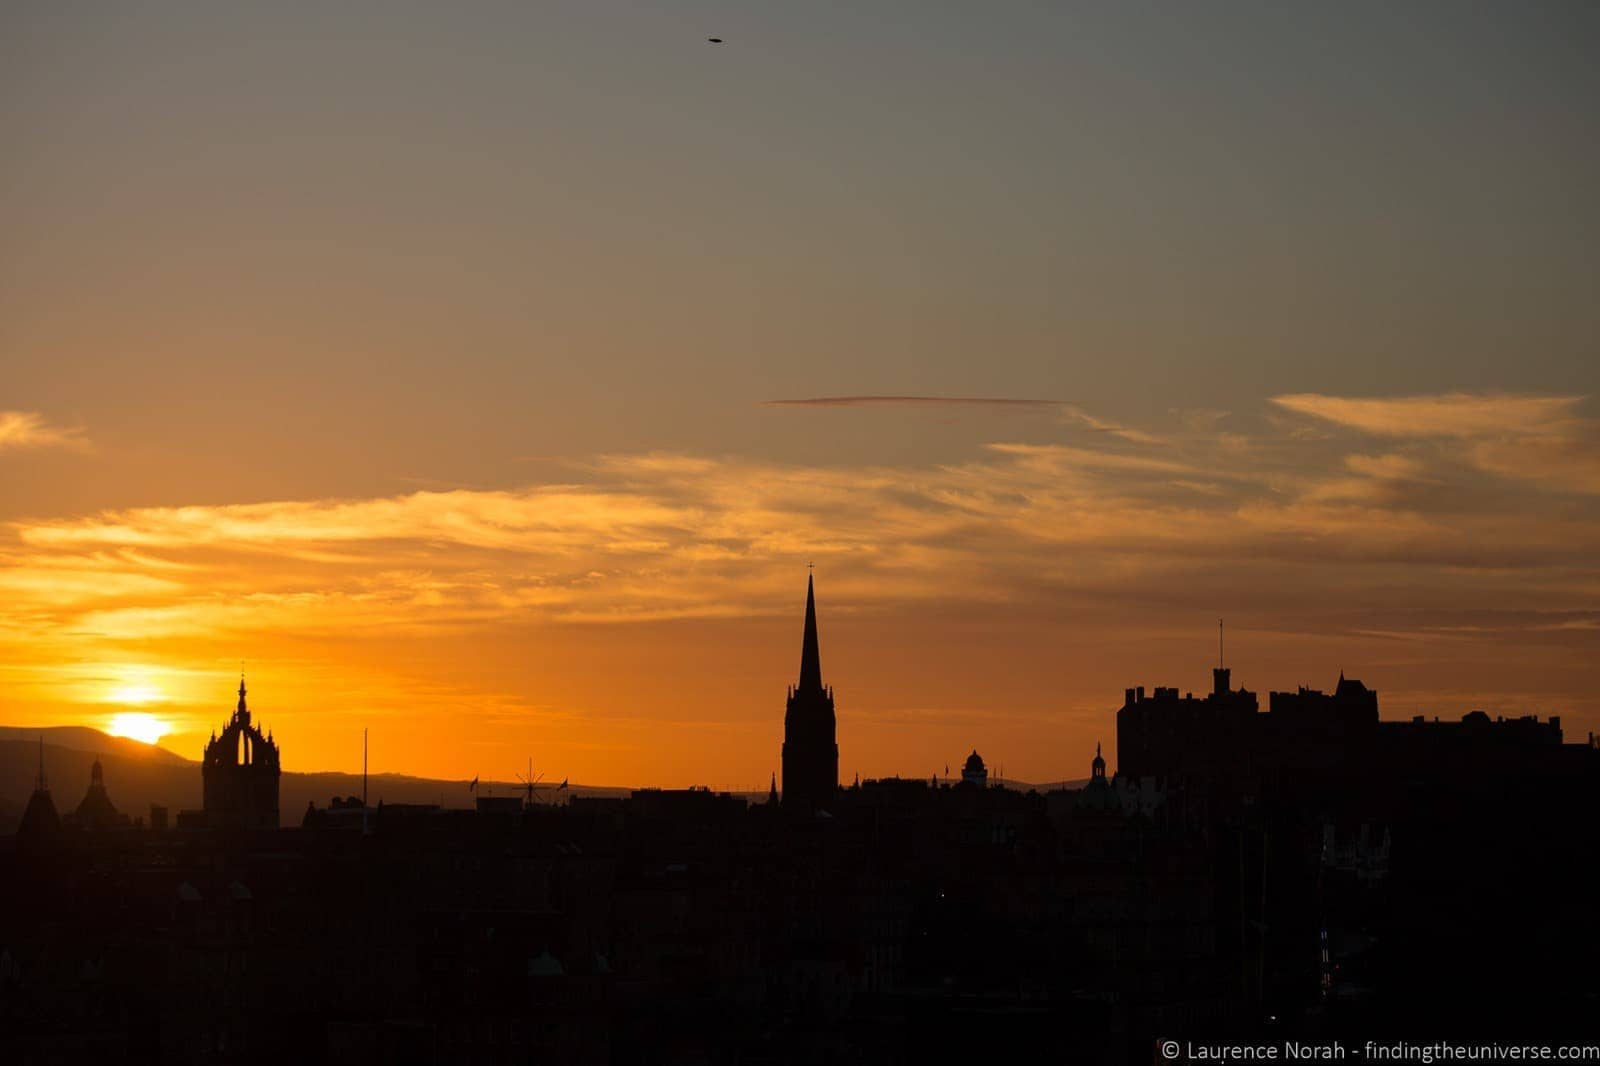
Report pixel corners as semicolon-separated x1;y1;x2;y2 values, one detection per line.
9;566;1587;801
6;568;1587;830
3;3;1597;1060
6;564;1597;1063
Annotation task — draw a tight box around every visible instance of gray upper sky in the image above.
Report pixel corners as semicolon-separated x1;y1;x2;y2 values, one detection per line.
4;1;1596;515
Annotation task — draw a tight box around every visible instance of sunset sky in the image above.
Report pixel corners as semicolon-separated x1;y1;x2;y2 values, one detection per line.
3;2;1597;788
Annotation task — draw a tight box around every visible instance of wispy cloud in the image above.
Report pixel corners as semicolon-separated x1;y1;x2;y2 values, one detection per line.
1344;454;1430;481
1057;405;1165;444
4;393;1598;782
1271;392;1600;495
761;395;1163;444
0;411;90;452
762;395;1067;409
8;396;1599;644
1270;392;1583;439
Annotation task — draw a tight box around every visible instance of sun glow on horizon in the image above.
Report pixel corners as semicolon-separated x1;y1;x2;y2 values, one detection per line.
110;683;163;705
107;711;170;745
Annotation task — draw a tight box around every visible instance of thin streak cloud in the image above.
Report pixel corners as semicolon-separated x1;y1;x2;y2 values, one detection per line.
762;396;1068;409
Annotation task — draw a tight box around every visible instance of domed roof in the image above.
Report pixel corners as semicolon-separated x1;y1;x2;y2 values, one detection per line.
963;750;985;772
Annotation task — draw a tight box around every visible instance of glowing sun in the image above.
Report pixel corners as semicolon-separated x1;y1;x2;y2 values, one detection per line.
107;712;169;745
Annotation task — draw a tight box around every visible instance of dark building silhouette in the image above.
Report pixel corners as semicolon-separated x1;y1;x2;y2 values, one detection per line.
202;677;280;829
1118;667;1565;783
1116;666;1260;780
959;749;988;787
16;736;60;845
65;756;125;829
1070;741;1122;815
781;574;837;810
6;632;1600;1063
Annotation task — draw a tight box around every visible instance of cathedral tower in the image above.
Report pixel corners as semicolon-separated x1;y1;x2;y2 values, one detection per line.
781;573;838;810
202;677;281;829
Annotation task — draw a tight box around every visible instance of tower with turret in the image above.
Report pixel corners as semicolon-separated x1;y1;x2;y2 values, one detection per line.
203;677;281;829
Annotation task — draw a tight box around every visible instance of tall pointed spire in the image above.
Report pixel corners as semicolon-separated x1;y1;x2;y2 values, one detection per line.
19;734;60;842
798;570;823;693
782;566;838;810
237;675;248;715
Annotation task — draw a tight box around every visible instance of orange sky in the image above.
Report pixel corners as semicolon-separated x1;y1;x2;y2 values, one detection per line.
3;393;1598;786
2;6;1597;786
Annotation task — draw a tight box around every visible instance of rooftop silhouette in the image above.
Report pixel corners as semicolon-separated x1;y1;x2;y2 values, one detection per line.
3;596;1598;1063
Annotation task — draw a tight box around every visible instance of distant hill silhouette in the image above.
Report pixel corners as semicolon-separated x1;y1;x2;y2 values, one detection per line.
0;726;631;832
0;725;191;765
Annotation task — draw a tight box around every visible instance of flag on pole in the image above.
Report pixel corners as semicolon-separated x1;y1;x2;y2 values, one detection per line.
468;776;478;792
557;778;568;791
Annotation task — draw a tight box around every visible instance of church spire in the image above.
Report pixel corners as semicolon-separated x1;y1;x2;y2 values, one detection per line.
798;571;823;693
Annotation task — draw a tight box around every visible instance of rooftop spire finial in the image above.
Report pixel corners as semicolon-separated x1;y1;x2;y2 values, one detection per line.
797;569;823;693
